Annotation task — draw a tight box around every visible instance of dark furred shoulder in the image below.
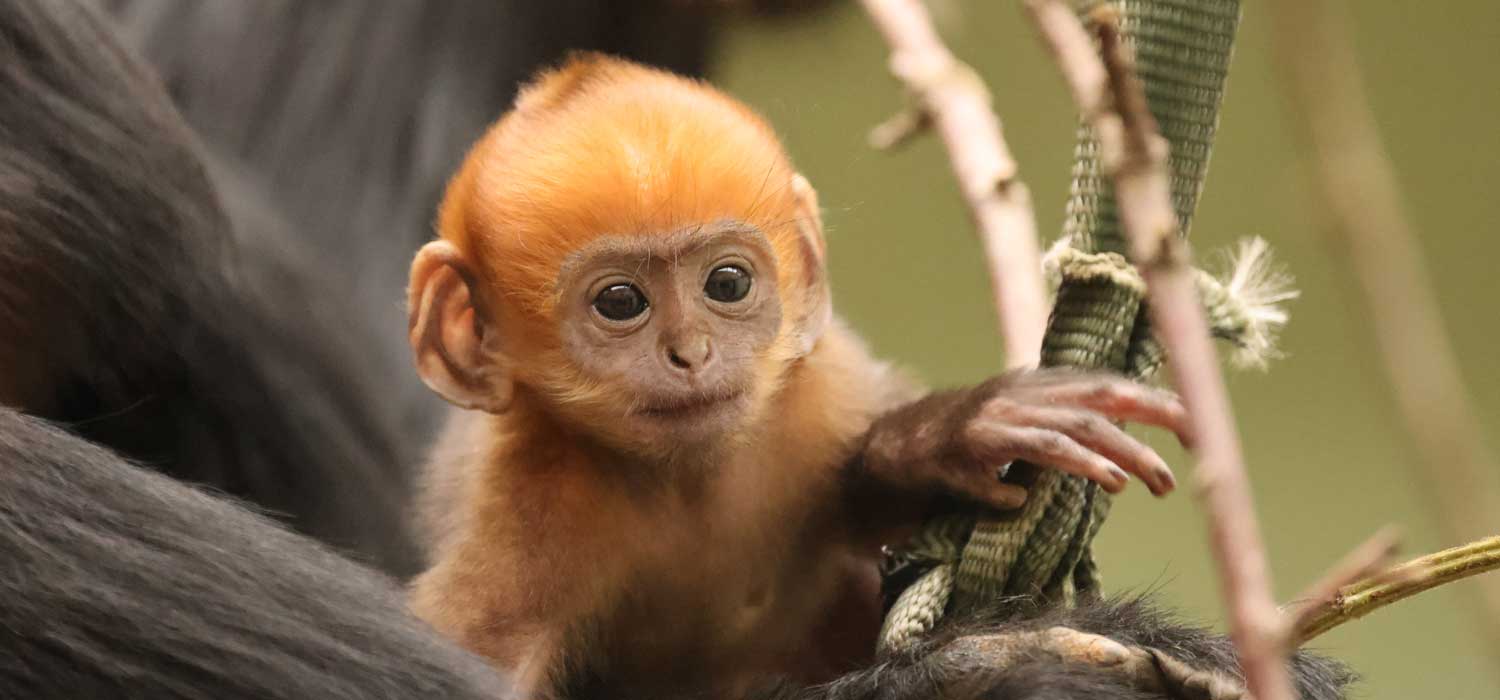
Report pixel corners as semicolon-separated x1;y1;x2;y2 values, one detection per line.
0;406;511;700
0;0;420;573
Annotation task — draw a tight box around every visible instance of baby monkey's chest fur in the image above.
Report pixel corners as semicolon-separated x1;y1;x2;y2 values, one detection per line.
415;408;879;697
578;468;873;688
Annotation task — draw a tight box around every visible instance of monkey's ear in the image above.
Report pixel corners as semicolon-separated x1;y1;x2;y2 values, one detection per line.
789;173;831;356
408;241;514;413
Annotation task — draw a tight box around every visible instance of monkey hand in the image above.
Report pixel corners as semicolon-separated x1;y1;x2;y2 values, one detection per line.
855;370;1189;518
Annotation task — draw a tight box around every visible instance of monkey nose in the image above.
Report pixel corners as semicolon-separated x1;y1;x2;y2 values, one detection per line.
665;335;713;373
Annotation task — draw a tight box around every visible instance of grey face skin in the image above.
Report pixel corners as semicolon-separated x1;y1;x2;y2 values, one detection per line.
555;222;784;441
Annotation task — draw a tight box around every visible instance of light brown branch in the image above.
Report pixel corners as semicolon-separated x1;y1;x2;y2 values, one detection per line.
859;0;1047;368
1296;536;1500;645
1027;3;1293;699
1266;0;1500;664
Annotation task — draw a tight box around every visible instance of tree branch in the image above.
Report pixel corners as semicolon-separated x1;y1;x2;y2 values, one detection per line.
859;0;1047;368
1027;3;1292;698
1265;0;1500;664
1279;526;1403;644
1296;536;1500;645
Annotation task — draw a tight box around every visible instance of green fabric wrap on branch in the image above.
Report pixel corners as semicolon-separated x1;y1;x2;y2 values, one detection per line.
878;0;1241;653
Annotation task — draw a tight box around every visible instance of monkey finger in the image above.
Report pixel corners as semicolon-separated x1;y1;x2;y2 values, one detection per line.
938;468;1028;511
962;424;1129;493
1016;375;1192;447
1014;407;1176;496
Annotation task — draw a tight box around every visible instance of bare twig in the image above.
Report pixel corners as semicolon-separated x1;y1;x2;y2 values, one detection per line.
1027;3;1293;699
1296;536;1500;645
1279;526;1403;643
1266;0;1500;662
859;0;1047;368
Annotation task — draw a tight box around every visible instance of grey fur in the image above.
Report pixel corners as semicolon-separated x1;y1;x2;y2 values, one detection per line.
0;406;512;700
0;0;422;574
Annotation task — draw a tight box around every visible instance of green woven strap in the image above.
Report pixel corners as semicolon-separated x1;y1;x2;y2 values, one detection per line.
877;0;1242;653
878;514;973;649
1065;0;1240;254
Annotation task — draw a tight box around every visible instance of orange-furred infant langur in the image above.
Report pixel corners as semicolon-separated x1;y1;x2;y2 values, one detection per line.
406;54;1190;699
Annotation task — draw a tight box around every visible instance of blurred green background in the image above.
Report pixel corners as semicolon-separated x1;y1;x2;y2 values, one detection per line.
717;2;1500;697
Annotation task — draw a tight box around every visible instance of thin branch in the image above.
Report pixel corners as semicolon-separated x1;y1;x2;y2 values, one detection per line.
1296;536;1500;645
1279;526;1403;643
1027;3;1293;699
1266;0;1500;663
859;0;1047;368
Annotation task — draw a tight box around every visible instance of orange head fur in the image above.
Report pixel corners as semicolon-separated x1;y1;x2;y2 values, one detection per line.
442;53;811;319
415;54;828;450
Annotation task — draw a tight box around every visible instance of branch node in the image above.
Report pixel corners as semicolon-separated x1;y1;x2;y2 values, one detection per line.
869;107;932;150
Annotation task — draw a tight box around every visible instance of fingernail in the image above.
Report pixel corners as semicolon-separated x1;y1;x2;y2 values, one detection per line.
1159;467;1178;491
1108;465;1129;486
993;484;1027;508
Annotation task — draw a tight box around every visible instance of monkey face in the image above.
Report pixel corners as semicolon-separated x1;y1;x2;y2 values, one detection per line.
409;55;832;454
549;221;786;447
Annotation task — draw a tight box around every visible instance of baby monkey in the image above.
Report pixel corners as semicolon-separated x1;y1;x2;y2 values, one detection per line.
407;54;1188;699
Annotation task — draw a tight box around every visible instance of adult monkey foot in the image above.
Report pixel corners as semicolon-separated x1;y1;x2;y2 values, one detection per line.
942;626;1245;699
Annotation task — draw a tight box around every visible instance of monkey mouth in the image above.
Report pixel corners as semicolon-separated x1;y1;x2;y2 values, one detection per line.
635;388;747;419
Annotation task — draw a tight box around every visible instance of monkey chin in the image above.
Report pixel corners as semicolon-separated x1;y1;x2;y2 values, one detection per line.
628;386;753;447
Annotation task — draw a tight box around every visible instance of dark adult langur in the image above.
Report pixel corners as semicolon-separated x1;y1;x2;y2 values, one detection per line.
0;406;513;700
0;0;420;573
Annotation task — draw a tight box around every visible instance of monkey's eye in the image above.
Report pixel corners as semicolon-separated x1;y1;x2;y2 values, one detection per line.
592;284;648;321
704;265;752;303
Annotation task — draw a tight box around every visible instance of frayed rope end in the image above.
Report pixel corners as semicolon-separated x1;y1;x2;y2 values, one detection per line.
1043;235;1299;371
1202;236;1299;370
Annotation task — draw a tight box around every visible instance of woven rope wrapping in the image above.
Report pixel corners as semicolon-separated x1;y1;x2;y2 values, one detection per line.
878;0;1242;653
955;255;1145;605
